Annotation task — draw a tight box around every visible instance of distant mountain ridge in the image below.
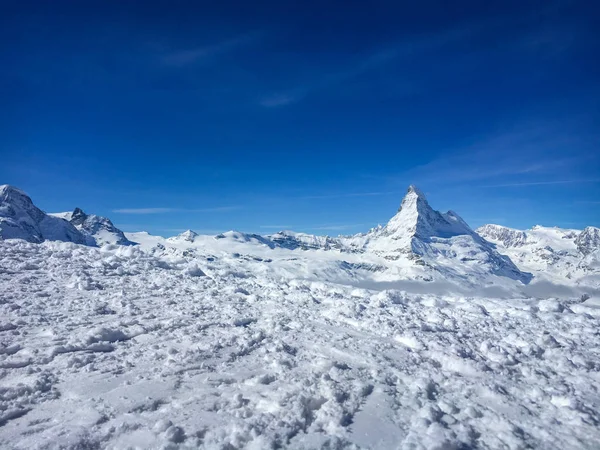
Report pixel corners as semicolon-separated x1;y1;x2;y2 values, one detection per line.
354;185;531;283
0;184;86;244
50;207;135;246
0;184;133;246
160;186;532;284
3;183;599;287
477;223;600;283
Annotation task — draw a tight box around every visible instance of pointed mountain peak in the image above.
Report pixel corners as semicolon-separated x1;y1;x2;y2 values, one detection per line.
381;185;472;241
406;184;425;198
177;229;198;242
397;185;432;214
71;207;88;225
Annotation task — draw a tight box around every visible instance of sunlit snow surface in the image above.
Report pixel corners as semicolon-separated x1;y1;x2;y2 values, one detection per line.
1;238;600;449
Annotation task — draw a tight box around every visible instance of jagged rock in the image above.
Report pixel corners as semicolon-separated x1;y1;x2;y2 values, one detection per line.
0;185;86;244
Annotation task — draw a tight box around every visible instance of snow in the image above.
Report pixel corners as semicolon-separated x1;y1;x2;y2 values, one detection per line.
0;185;85;244
1;239;599;448
50;207;135;246
1;184;600;448
477;224;600;287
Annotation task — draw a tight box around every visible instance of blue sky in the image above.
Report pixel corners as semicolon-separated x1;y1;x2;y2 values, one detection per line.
1;1;599;236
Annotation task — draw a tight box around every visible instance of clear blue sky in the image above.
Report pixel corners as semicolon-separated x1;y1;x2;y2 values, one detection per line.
1;1;599;236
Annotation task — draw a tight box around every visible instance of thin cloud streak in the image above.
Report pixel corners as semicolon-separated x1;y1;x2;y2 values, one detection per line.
259;225;294;229
482;179;600;188
113;208;174;214
113;206;241;214
312;223;367;231
259;24;481;108
300;191;400;200
161;32;261;67
393;121;595;187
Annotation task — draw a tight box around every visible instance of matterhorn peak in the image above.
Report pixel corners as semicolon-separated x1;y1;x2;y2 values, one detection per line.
406;184;425;197
384;185;440;238
399;185;428;210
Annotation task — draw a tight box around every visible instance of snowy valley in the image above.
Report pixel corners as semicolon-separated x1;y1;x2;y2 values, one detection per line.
1;184;599;449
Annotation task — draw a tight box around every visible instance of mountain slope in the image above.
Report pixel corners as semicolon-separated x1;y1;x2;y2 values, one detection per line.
167;229;199;243
576;226;600;255
477;224;600;285
131;186;532;287
357;186;531;283
0;185;86;244
51;207;135;246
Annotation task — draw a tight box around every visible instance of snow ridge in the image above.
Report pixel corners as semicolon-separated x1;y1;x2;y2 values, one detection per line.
477;223;600;285
62;207;135;246
0;185;86;244
363;186;531;283
576;227;600;255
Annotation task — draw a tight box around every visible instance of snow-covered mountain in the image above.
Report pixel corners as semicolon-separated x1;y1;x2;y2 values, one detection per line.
0;185;86;244
576;226;600;255
4;183;600;288
51;207;135;246
3;184;600;448
268;230;350;251
477;223;600;285
167;229;199;243
348;186;531;283
132;186;532;287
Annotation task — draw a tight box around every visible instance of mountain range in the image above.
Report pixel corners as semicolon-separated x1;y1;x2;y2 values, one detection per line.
1;183;598;287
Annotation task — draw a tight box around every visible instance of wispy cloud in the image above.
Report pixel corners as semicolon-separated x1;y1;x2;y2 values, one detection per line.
312;223;367;231
300;191;399;200
394;120;597;187
112;206;240;214
482;179;600;188
259;94;300;108
113;208;174;214
257;49;403;107
161;32;261;67
258;25;478;108
259;225;293;229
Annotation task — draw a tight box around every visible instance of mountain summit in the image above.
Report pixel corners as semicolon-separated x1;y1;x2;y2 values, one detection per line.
383;185;472;246
0;185;86;244
364;186;531;283
51;207;135;246
168;230;199;243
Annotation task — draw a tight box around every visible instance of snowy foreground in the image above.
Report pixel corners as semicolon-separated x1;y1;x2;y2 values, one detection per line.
1;183;600;449
1;239;600;449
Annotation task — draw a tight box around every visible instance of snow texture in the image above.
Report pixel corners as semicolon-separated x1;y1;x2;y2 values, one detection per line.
0;185;86;245
50;207;135;246
1;184;599;449
477;223;600;287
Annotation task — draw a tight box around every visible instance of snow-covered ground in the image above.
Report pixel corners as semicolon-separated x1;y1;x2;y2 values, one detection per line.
2;184;600;449
1;239;600;449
